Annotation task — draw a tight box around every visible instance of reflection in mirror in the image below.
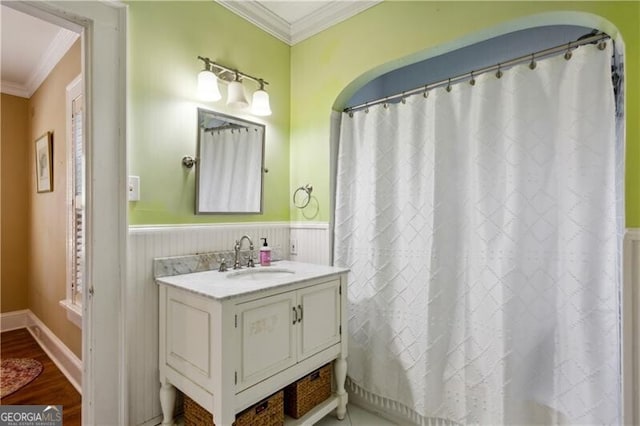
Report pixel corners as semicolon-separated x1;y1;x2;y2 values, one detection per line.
196;108;265;214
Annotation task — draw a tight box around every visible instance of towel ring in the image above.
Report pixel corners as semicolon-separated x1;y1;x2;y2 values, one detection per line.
293;184;313;209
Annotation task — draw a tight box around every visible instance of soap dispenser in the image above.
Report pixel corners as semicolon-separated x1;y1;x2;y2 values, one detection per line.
259;237;271;266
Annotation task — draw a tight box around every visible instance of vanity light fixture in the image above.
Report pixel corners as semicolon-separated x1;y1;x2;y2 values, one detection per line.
251;80;272;116
197;61;222;102
227;72;249;109
197;56;271;116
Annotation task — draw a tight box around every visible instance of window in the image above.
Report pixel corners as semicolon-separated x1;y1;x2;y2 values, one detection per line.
60;74;84;328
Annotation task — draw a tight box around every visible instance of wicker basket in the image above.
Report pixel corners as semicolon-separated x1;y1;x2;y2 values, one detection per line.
235;391;284;426
184;394;213;426
284;364;332;419
183;391;284;426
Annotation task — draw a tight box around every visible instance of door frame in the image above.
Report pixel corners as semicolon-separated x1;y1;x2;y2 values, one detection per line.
4;1;128;424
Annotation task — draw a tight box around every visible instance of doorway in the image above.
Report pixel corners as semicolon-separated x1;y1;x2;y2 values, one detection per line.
1;1;127;424
1;5;83;422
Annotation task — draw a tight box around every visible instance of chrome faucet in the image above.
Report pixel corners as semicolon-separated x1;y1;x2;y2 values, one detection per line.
233;235;255;269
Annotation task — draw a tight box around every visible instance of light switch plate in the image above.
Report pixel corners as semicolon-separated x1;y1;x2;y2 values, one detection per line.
128;176;140;201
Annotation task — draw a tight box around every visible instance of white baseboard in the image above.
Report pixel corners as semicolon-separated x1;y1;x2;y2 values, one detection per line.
0;309;31;332
26;312;82;394
1;309;82;394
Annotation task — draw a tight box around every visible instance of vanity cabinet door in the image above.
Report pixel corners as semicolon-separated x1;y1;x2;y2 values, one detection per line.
236;292;297;391
297;279;341;361
164;286;215;392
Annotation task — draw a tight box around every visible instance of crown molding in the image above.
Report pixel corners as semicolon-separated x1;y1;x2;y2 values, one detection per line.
25;28;79;96
2;28;78;98
217;0;291;44
290;1;381;45
1;80;30;98
216;0;382;46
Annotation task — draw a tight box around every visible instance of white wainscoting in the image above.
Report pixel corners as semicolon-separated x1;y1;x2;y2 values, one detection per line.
624;229;640;426
127;222;331;424
290;222;331;265
125;223;640;425
127;222;290;426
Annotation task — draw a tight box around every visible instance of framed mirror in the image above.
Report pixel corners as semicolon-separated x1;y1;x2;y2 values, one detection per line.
195;108;265;214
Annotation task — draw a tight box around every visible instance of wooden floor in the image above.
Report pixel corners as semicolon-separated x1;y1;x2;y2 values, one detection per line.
1;328;81;425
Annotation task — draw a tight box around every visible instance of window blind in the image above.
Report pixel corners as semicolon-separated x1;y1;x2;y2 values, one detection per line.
72;97;84;301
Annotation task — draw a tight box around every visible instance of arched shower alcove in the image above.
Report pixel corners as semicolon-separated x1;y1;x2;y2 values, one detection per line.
331;12;625;111
328;12;633;425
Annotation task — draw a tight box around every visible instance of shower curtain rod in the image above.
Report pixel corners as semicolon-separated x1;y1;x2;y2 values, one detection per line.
344;33;610;114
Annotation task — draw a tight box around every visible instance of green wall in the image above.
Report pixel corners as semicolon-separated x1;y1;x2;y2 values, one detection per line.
128;1;290;224
290;1;640;227
128;1;639;227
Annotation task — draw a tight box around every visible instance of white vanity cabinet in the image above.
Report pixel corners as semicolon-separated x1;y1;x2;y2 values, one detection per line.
237;279;341;392
157;262;348;426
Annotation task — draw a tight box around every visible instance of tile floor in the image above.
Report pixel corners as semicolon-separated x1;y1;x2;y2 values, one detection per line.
316;404;398;426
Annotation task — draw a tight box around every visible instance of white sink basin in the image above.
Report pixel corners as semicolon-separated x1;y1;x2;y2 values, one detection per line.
227;268;295;281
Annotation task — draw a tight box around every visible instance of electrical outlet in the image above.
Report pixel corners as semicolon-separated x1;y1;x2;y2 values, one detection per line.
290;239;298;255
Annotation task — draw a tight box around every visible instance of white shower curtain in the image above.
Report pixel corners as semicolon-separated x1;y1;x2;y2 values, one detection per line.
334;43;622;425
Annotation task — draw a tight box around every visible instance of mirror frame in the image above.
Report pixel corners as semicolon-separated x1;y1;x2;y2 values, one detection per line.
195;108;266;215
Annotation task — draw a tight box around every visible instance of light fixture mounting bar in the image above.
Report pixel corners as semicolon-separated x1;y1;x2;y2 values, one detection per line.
197;56;269;86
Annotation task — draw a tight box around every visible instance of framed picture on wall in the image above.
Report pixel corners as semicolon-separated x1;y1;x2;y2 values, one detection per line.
35;131;53;193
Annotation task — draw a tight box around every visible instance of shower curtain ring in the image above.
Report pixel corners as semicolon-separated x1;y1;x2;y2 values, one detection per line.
423;85;429;98
365;103;370;113
401;92;407;104
496;64;503;79
529;54;537;70
469;72;476;86
446;79;452;92
598;40;607;50
564;42;573;60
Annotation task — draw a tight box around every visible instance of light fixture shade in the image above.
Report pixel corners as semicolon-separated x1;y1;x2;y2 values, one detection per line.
227;80;249;109
251;89;272;116
197;69;221;101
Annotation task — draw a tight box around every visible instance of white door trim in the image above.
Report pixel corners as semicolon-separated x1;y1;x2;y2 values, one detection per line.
4;2;128;425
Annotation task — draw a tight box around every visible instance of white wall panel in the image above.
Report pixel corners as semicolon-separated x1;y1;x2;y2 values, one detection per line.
127;223;289;425
623;229;640;426
289;222;330;265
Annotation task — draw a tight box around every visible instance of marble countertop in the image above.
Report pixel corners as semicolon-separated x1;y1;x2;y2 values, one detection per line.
155;260;349;301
